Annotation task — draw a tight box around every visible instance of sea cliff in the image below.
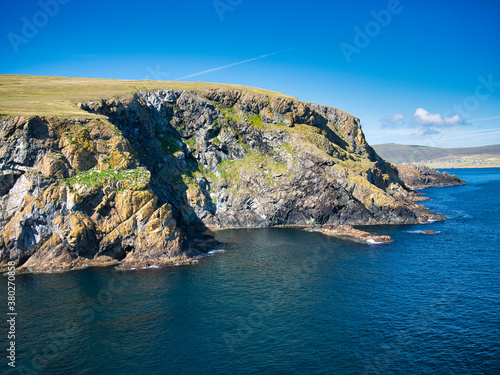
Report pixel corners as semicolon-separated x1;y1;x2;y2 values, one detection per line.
0;76;445;272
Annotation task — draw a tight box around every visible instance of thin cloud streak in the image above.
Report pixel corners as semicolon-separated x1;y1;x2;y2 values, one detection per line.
468;116;500;122
460;128;500;134
175;51;286;80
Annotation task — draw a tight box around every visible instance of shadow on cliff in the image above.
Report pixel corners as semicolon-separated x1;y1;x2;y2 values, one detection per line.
90;98;219;253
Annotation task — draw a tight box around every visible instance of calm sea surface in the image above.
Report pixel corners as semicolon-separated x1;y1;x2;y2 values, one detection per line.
2;168;499;374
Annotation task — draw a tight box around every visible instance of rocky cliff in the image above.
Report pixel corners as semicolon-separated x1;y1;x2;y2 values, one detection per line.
395;164;466;190
1;85;444;272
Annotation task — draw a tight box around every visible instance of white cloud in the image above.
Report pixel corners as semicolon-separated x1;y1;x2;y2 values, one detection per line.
391;113;405;122
380;113;405;127
366;125;500;148
413;108;463;126
385;113;405;123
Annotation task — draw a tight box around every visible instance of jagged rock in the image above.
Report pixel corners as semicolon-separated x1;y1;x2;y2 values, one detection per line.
1;87;450;273
395;164;466;190
35;152;70;179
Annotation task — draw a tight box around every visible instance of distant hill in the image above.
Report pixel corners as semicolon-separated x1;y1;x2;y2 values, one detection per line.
372;143;500;168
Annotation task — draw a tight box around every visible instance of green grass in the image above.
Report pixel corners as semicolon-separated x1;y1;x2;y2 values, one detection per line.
184;138;196;150
0;74;296;118
248;114;265;129
337;156;375;174
157;131;183;155
169;157;210;189
217;105;242;122
217;160;233;181
64;167;150;191
214;151;288;186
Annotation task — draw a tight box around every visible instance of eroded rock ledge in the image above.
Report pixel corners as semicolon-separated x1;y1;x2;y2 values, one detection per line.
395;164;466;190
1;88;446;273
314;224;393;244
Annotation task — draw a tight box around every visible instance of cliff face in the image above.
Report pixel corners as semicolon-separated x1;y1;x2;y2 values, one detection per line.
0;87;443;272
0;116;206;272
395;164;466;190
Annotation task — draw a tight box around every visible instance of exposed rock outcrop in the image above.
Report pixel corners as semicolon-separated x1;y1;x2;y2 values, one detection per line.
1;87;446;272
316;224;393;244
395;164;466;190
0;116;207;272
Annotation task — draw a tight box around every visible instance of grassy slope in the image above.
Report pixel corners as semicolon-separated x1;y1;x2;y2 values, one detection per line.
0;74;296;118
373;143;500;168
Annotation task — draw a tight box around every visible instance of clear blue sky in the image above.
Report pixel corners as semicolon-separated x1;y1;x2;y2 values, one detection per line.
1;0;500;147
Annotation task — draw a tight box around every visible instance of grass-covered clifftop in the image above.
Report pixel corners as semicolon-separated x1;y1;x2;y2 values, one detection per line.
0;74;295;118
1;75;443;272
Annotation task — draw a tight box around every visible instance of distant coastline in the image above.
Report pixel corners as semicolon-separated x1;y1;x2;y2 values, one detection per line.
432;165;500;169
373;143;500;168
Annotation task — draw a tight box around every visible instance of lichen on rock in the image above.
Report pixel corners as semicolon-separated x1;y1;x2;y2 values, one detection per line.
1;85;446;273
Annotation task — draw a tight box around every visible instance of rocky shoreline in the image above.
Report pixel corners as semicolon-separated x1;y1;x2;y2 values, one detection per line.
8;224;394;274
10;255;204;275
395;164;466;190
1;79;456;273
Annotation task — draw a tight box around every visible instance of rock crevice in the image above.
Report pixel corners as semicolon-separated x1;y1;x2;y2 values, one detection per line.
1;88;445;272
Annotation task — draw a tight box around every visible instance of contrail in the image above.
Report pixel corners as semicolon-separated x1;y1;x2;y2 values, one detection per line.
175;50;286;80
468;116;500;122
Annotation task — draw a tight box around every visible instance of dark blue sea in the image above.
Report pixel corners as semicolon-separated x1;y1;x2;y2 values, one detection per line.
2;168;499;374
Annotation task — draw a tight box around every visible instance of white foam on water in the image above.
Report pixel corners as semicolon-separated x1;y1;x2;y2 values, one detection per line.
208;249;226;255
406;230;441;235
367;239;385;245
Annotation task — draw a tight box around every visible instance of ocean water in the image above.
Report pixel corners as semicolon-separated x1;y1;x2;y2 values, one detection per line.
2;168;499;374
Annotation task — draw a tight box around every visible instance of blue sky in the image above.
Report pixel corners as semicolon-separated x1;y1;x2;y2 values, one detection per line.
1;0;500;147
